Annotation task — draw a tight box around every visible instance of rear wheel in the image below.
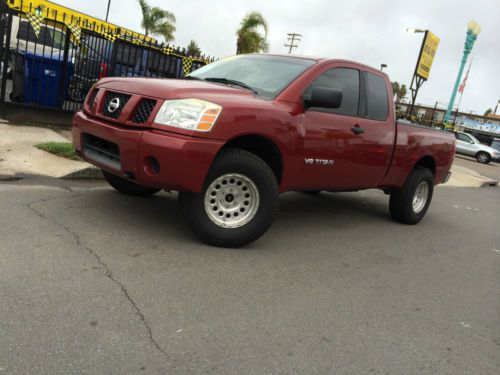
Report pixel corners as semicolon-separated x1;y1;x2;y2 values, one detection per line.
389;167;434;224
102;170;160;197
476;152;491;164
179;148;279;247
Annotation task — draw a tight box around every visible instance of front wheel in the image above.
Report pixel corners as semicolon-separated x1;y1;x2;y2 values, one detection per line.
389;167;434;225
179;148;279;247
476;152;491;164
102;170;160;197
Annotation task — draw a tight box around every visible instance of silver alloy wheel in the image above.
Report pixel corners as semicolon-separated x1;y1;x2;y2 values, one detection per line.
412;181;429;214
204;173;260;228
477;153;488;163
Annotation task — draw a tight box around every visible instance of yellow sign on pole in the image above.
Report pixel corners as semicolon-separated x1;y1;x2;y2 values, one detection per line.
416;31;440;80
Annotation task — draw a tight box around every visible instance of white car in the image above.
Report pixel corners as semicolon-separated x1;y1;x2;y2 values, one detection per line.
454;132;500;164
4;15;77;76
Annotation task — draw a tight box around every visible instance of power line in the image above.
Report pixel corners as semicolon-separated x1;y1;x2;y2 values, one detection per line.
285;33;302;54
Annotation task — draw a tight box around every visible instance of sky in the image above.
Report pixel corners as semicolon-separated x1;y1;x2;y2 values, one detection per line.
58;0;500;114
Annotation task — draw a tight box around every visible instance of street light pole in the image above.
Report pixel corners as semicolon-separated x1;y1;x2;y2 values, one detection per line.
443;20;481;123
406;28;427;116
380;64;387;71
105;0;111;22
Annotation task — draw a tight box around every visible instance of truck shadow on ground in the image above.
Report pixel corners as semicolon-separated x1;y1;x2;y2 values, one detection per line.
64;188;393;249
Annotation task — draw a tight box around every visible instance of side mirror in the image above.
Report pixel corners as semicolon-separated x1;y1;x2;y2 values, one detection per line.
305;87;343;109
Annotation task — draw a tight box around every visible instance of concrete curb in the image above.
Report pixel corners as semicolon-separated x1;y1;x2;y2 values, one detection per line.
476;178;498;187
445;164;499;188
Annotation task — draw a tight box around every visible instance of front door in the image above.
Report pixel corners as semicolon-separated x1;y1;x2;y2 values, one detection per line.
295;67;394;190
455;133;476;156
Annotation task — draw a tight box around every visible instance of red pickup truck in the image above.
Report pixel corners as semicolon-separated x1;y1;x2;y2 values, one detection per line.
73;54;455;247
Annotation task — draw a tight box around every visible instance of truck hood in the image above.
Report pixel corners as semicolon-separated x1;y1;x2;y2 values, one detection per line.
96;77;257;104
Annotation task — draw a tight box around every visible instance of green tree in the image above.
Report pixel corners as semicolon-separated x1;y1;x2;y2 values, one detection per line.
236;11;269;54
484;108;493;116
391;81;400;100
137;0;176;42
398;84;407;102
391;81;407;102
186;40;202;56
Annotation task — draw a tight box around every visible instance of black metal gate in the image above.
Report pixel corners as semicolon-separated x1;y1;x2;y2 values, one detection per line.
0;0;212;114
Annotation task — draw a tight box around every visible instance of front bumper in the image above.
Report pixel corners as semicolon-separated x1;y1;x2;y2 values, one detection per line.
73;111;224;192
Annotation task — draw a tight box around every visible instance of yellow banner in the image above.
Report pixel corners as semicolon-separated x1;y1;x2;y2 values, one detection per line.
416;31;440;80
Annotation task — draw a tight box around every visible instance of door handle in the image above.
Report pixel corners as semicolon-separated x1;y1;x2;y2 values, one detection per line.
351;125;364;135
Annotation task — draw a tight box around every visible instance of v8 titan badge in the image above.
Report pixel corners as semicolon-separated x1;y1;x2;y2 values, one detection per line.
304;158;334;166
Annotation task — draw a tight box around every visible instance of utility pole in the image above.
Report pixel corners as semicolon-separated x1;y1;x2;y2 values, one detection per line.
285;33;302;54
105;0;111;22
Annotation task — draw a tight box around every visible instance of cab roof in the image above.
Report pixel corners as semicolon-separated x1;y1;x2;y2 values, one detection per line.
248;53;385;75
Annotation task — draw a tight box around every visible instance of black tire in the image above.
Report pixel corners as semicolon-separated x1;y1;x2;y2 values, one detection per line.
476;152;491;164
179;148;279;248
389;167;434;225
102;170;160;197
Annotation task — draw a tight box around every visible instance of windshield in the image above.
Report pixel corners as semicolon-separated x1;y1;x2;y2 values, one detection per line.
188;54;316;99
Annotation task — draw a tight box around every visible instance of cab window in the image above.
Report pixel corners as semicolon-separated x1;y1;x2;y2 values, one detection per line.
304;68;360;117
365;73;389;121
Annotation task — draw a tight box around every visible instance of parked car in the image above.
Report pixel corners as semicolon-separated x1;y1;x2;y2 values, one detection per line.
454;131;500;164
72;54;456;247
9;15;77;58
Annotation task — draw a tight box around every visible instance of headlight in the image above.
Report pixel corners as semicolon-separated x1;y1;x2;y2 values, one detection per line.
154;98;222;132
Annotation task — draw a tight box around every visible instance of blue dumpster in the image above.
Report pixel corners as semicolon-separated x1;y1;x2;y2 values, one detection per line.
23;52;74;108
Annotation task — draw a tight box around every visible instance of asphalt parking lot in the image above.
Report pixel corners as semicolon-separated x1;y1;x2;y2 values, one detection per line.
0;177;499;374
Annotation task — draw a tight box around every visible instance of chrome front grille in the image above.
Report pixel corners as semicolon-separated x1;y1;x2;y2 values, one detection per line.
102;91;131;119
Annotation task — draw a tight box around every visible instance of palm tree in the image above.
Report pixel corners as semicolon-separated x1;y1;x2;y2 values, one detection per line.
391;81;407;102
398;84;407;102
186;40;202;57
391;81;400;100
484;108;493;116
137;0;176;42
236;11;269;54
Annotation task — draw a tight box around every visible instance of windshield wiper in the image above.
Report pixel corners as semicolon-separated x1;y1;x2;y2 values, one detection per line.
183;76;204;81
203;77;258;95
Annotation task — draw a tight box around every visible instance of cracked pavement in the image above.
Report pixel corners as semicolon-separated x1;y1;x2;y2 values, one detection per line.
0;177;499;374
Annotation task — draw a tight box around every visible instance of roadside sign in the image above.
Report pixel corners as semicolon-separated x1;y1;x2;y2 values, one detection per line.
416;31;439;80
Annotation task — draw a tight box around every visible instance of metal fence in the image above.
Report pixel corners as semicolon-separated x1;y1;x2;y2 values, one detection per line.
0;0;212;114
